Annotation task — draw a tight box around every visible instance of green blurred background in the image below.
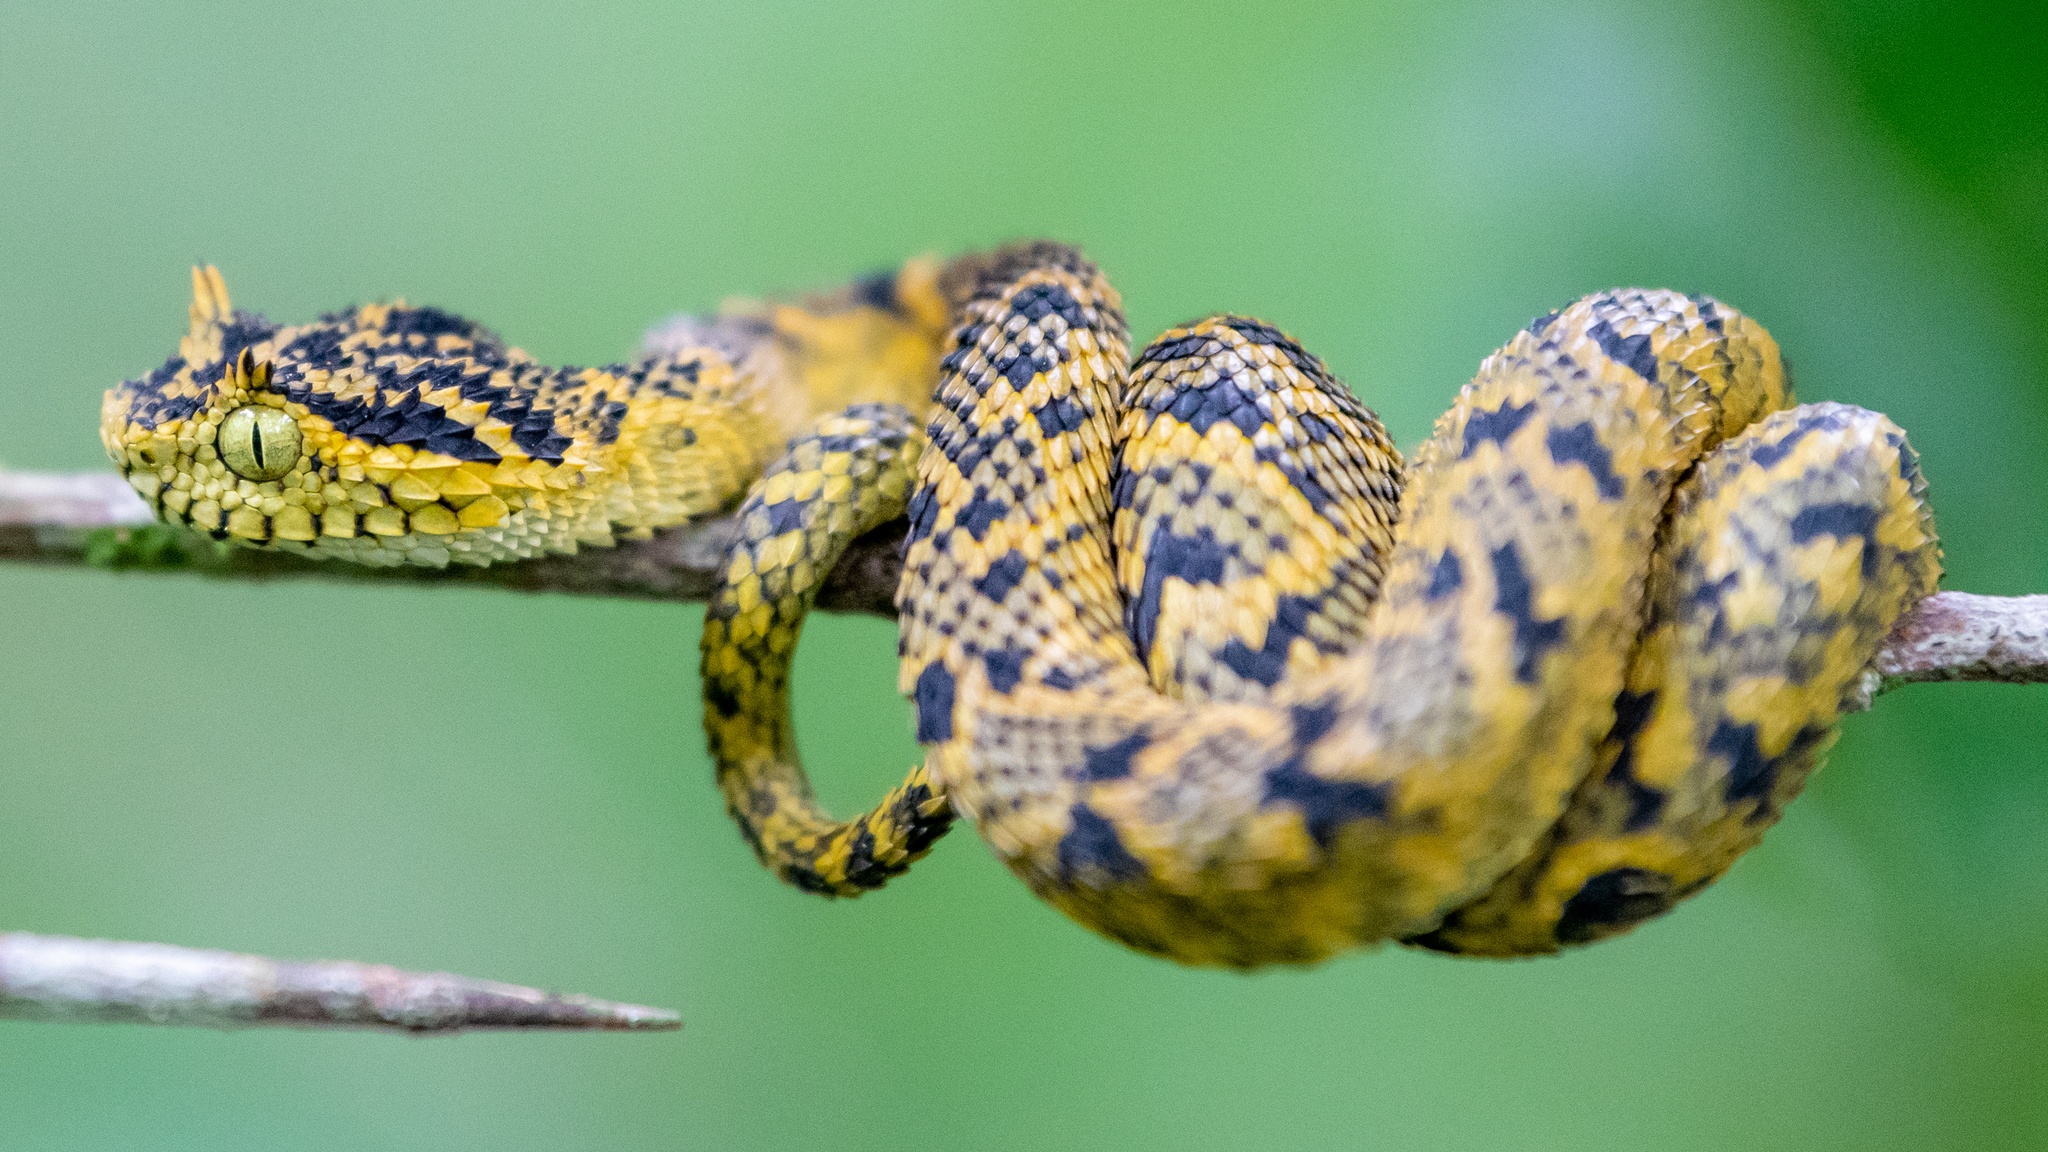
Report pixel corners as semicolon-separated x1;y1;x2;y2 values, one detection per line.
3;1;2044;1147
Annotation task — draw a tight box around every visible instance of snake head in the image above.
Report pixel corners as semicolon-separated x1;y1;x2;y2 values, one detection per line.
101;266;315;543
100;266;603;568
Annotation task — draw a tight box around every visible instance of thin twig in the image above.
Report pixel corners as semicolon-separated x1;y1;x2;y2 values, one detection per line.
0;933;680;1033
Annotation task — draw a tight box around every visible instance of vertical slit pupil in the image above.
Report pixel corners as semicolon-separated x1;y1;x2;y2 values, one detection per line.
249;420;264;465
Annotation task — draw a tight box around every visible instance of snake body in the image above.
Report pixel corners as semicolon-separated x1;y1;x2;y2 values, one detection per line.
106;245;1941;968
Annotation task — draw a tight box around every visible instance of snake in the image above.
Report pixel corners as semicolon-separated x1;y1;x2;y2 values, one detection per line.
103;244;1941;968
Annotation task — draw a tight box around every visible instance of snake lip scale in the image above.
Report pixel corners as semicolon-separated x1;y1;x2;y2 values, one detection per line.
105;243;1941;968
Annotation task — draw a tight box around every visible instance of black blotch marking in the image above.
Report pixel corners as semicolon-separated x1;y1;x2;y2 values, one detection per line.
1041;667;1078;690
1789;502;1881;577
1710;719;1774;804
593;398;629;447
1746;406;1847;470
1527;310;1560;336
1032;394;1089;438
1459;400;1536;457
1220;317;1322;375
1222;317;1286;344
850;269;897;312
1262;760;1389;848
1009;282;1086;332
382;305;477;339
1056;805;1148;882
1745;724;1834;824
1296;412;1338;444
300;368;511;463
1746;424;1813;470
1109;462;1141;513
1164;378;1262;439
1491;543;1568;682
1556;868;1674;944
1290;700;1340;745
1273;594;1330;656
702;671;743;720
761;497;805;537
983;647;1026;694
957;488;1009;541
124;312;277;427
1081;730;1150;781
913;662;955;743
1897;441;1921;485
894;782;954;855
785;866;836;895
975;549;1028;603
727;796;767;858
1687;294;1725;333
997;353;1042;390
1425;550;1464;600
1586;318;1659;382
214;311;279;369
1137;333;1208;366
1546;422;1625;500
1603;689;1666;831
1789;502;1878;545
1127;527;1231;660
1220;628;1292;688
281;324;347;370
842;823;889;889
905;487;938;545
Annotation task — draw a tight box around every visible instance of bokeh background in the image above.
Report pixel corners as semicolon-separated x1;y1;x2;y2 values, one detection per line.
3;1;2044;1148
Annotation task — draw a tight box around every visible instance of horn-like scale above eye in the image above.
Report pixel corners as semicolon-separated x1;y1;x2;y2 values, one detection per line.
220;405;302;481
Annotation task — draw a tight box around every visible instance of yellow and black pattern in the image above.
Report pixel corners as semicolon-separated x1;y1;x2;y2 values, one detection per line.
1412;401;1940;954
107;244;1944;968
694;300;1405;894
881;244;1938;967
1114;316;1401;703
102;262;950;568
700;403;954;895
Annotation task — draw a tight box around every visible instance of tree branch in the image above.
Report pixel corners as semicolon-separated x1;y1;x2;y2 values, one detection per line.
0;933;680;1033
7;470;2045;689
0;470;904;615
5;468;2043;1029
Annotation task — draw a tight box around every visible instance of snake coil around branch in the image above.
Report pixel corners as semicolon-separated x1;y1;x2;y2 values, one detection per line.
6;243;2043;1000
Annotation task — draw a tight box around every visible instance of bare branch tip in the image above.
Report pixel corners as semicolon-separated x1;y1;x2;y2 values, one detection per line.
0;933;681;1034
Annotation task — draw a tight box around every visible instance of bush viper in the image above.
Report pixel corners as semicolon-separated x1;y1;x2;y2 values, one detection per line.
103;244;1941;967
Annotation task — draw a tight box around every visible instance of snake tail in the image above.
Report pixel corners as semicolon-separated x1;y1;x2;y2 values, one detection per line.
700;404;955;895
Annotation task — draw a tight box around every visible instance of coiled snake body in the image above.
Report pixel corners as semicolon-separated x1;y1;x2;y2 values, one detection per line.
105;244;1940;967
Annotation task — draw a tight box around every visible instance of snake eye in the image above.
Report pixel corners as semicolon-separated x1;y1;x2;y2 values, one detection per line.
220;406;302;481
